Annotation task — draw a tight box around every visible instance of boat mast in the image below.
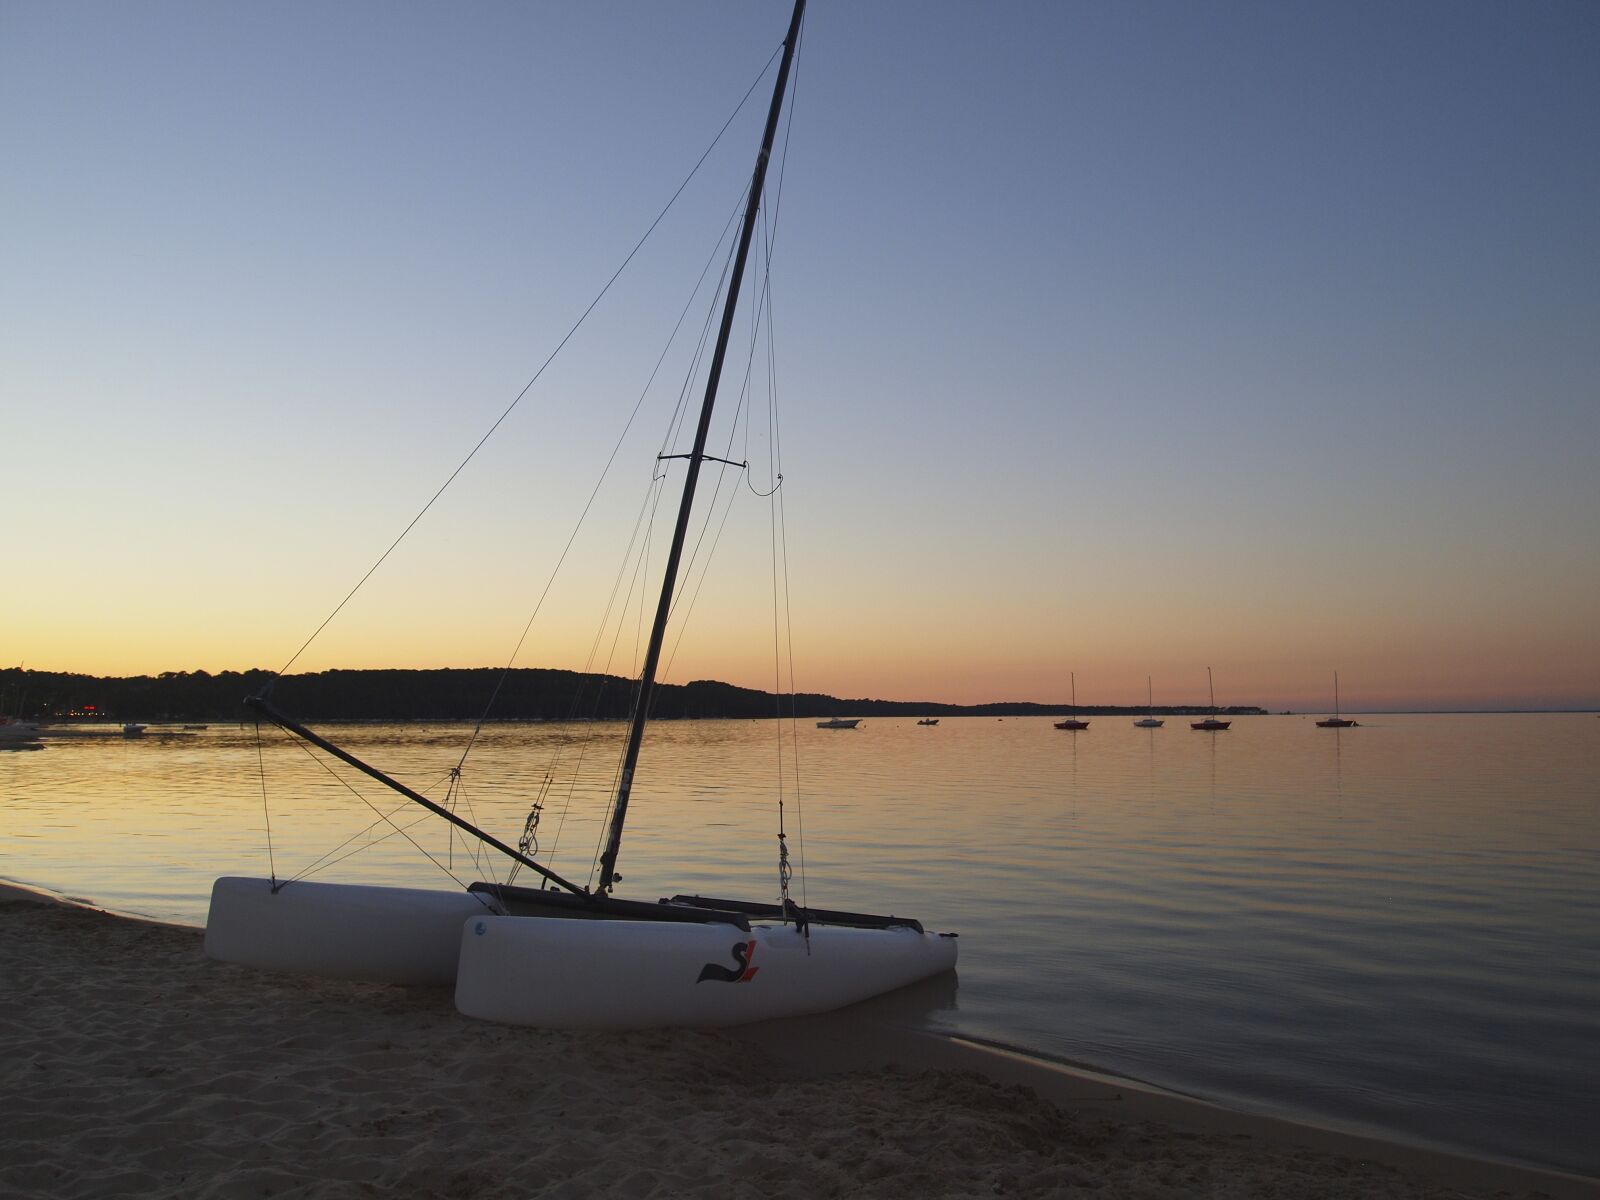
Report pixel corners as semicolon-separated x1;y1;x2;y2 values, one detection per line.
1333;671;1341;719
597;0;807;894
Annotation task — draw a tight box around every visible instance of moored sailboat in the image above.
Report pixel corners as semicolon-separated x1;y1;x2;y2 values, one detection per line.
206;0;956;1025
1316;672;1357;727
1054;672;1090;730
1133;676;1163;728
1190;667;1231;731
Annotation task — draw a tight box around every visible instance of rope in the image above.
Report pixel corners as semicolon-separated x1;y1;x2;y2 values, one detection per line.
275;726;480;894
442;767;490;877
255;718;276;887
749;35;810;920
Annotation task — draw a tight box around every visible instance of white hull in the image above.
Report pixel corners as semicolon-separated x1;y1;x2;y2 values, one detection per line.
204;876;491;985
456;915;957;1028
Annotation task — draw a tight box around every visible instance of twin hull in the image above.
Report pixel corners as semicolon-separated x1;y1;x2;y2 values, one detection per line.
205;876;957;1027
205;876;488;985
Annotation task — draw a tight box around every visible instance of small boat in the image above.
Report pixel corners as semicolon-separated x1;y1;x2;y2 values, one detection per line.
183;724;210;730
206;0;956;1027
1054;671;1089;730
816;717;861;729
916;718;939;726
1316;672;1357;727
0;716;41;742
1190;668;1231;731
122;722;147;738
1133;676;1164;728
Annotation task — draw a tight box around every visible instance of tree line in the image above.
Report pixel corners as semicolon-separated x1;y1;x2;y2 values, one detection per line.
2;666;1266;723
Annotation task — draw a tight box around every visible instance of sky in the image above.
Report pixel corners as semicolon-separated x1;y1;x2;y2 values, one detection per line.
3;0;1597;712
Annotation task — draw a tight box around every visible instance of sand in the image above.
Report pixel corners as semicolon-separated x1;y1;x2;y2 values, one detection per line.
2;887;1594;1200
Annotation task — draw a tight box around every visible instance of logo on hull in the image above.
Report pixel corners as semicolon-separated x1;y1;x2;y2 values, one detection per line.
697;938;760;983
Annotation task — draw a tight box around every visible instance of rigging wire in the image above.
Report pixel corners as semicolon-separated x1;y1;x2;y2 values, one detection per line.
590;35;811;904
653;245;775;686
452;184;753;785
654;274;766;690
577;227;752;887
530;310;717;888
269;45;785;684
252;42;780;887
271;725;489;898
760;202;794;914
295;808;433;883
766;27;809;912
290;797;419;880
245;21;821;907
658;16;806;671
442;768;491;877
280;758;458;882
254;719;276;887
517;469;663;885
501;188;750;888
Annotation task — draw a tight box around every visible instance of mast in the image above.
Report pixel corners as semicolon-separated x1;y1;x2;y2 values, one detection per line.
1333;671;1341;719
597;0;807;894
1207;666;1216;716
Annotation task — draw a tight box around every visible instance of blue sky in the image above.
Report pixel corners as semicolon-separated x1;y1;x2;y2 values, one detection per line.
3;1;1596;709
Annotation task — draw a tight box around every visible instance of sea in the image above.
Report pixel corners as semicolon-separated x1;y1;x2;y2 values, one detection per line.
2;712;1596;1178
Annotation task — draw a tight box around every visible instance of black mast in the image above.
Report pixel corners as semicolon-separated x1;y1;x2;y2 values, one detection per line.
596;0;806;893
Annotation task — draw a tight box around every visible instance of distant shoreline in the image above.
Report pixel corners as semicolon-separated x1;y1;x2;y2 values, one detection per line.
6;667;1594;724
4;665;1269;724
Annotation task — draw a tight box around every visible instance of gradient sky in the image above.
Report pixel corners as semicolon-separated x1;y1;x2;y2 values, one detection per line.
4;1;1597;711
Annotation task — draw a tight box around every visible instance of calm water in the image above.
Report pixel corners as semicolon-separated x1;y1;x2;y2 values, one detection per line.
3;713;1597;1176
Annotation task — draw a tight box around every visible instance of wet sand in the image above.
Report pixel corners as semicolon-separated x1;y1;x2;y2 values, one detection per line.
2;884;1594;1199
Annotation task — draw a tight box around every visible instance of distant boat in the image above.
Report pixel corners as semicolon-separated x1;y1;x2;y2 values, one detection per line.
916;718;939;726
1133;676;1164;728
1316;672;1357;728
1190;668;1231;731
1055;672;1089;730
122;722;147;738
183;724;210;730
0;716;41;742
816;717;861;730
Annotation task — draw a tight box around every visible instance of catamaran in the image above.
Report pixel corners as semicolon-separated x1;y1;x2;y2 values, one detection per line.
206;0;957;1027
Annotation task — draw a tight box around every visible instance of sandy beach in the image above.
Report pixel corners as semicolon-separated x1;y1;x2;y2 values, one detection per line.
2;887;1594;1200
